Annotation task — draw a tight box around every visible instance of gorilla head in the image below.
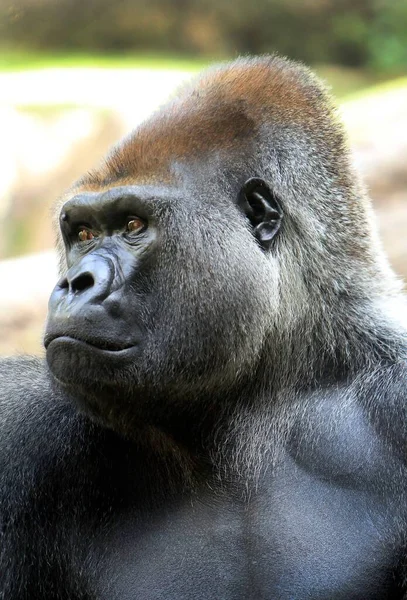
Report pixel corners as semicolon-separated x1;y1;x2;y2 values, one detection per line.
44;56;401;434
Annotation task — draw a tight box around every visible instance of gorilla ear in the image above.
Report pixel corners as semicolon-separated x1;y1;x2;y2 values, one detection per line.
238;178;283;250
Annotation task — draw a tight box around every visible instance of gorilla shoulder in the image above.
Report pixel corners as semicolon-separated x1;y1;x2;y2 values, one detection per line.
0;356;84;455
0;356;48;411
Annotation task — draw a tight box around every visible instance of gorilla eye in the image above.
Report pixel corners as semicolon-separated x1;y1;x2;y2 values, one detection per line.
78;228;95;242
126;217;146;234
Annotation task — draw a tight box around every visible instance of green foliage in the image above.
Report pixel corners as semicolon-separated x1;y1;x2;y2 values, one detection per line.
367;1;407;72
0;0;406;73
0;50;209;72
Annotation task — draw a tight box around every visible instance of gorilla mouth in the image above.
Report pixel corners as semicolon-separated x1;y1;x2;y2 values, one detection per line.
44;335;135;354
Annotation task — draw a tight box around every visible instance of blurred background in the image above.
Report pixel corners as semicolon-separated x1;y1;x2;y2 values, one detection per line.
0;0;406;356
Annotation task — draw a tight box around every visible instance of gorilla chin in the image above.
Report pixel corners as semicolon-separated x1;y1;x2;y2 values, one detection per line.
45;335;140;389
46;335;145;433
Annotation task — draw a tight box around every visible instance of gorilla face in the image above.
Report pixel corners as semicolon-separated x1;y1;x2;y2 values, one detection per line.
45;177;283;429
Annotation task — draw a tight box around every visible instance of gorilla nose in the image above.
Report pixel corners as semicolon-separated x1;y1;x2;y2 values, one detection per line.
54;254;114;305
68;271;95;294
45;251;137;350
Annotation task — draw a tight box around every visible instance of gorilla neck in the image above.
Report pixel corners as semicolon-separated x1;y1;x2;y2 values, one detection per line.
58;292;406;490
270;281;406;384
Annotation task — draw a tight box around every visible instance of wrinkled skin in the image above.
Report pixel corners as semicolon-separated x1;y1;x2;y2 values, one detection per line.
1;56;407;599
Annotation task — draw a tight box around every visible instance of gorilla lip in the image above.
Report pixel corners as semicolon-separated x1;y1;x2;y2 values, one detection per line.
45;335;136;355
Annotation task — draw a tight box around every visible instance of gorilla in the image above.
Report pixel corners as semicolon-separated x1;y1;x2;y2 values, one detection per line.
1;56;407;600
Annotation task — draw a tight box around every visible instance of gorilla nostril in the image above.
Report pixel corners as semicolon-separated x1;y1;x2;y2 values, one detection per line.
58;277;69;291
70;272;95;294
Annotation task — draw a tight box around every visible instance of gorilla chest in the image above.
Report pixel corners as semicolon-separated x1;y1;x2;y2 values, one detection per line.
87;399;402;599
91;470;398;600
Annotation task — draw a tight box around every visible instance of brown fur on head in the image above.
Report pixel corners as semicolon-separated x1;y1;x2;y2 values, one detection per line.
72;55;347;190
60;56;389;289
